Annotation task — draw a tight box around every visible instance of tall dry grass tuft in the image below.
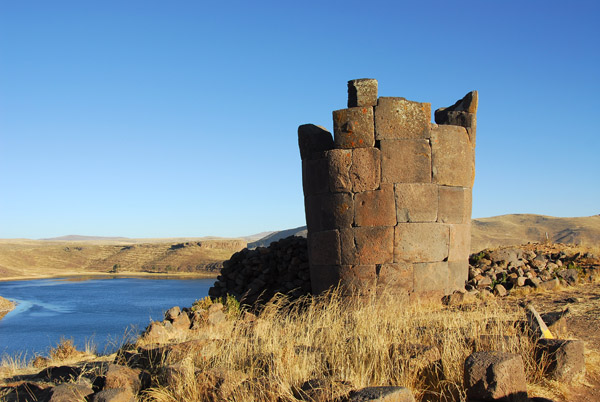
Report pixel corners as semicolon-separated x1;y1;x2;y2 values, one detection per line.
142;288;548;402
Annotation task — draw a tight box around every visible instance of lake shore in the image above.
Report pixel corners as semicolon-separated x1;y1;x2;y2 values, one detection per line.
0;295;15;320
0;270;218;283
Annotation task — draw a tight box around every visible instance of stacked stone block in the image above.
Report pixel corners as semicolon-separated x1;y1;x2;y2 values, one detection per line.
299;79;478;302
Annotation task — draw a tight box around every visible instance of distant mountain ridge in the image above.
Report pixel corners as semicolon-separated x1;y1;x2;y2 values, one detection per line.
40;235;130;241
249;214;600;252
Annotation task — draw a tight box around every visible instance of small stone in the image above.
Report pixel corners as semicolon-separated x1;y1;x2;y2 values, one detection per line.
348;386;415;402
493;284;508;297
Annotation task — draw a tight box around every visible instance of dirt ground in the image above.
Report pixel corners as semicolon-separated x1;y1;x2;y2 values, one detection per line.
506;282;600;401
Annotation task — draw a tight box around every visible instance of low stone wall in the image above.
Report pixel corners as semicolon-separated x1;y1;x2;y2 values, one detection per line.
208;236;310;305
210;239;598;305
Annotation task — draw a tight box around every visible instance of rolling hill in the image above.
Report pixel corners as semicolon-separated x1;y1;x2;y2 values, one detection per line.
248;214;600;252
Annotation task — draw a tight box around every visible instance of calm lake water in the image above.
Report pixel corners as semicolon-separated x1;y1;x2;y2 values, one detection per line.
0;277;213;357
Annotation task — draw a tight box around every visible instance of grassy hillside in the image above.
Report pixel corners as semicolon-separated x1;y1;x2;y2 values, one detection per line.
246;214;600;252
471;214;600;251
0;238;246;280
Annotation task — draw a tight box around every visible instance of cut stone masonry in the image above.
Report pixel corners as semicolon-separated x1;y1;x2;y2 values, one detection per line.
299;79;478;302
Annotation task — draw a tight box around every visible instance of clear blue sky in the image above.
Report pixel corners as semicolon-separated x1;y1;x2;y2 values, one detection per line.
1;1;598;239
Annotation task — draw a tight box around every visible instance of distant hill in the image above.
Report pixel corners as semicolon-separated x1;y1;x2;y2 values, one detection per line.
0;238;247;280
249;214;600;252
248;226;308;248
471;214;600;251
40;235;131;242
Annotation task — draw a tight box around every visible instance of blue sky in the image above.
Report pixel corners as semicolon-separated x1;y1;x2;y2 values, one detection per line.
1;1;598;239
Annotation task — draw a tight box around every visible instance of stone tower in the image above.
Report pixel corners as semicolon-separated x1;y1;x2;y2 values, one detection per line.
298;79;477;302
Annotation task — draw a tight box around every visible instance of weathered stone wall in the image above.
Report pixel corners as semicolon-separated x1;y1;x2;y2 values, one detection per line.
299;79;478;302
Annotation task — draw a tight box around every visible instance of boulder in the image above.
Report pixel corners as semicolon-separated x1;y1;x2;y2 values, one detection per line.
104;364;142;393
92;388;136;402
165;306;180;321
536;339;585;382
464;351;528;402
48;383;94;402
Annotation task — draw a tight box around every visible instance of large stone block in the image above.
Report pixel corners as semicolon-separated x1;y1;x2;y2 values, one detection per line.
394;223;449;263
447;261;468;293
308;230;340;266
305;192;354;232
350;147;381;192
302;158;329;196
438;186;471;224
354;185;396;227
326;149;352;193
464;351;528;402
377;263;413;298
435;91;478;115
394;183;438;222
375;97;431;140
298;124;334;160
352;226;394;265
340;228;359;265
413;262;448;293
431;125;474;187
309;265;339;294
448;224;471;262
333;107;375;149
536;339;585;382
435;112;477;146
347;78;378;108
380;139;431;184
338;265;377;295
434;91;478;143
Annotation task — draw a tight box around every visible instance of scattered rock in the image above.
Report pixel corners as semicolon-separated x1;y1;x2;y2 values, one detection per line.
347;386;415;402
104;364;142;394
165;306;181;321
92;388;136;402
48;383;94;402
208;236;310;305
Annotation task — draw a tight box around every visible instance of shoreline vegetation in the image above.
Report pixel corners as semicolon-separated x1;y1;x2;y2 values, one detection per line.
0;296;15;321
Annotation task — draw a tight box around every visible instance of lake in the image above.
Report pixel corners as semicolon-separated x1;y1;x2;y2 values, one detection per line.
0;276;214;358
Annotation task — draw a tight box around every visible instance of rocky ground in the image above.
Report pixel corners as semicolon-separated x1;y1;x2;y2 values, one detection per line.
0;241;598;402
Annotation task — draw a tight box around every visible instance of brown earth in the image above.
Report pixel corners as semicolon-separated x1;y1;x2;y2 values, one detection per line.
0;238;246;281
501;281;600;401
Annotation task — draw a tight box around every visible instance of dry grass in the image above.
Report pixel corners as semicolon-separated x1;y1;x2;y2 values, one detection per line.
0;238;245;280
141;289;553;402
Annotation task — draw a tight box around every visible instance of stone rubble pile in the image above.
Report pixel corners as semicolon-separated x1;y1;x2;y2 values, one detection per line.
208;236;310;305
464;244;598;298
